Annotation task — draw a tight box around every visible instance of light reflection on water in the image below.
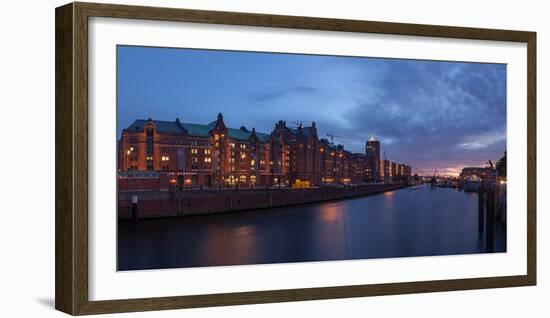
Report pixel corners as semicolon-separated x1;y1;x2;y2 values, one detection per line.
118;186;506;270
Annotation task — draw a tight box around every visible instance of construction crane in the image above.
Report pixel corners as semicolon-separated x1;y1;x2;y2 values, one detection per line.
326;133;345;143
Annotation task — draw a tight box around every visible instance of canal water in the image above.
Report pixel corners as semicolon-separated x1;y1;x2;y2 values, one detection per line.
118;185;506;271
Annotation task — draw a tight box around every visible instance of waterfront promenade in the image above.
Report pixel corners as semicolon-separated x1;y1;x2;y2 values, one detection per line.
118;183;407;219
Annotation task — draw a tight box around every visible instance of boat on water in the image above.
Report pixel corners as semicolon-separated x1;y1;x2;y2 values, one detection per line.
437;179;459;188
459;166;494;192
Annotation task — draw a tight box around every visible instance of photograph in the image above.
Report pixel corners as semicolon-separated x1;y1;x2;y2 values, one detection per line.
116;45;507;271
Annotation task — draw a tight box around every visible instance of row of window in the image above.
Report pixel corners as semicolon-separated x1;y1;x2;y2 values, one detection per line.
189;148;212;155
228;143;247;149
130;153;354;170
225;175;257;182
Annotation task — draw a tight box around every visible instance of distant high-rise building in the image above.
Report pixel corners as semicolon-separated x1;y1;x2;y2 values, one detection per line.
365;137;381;182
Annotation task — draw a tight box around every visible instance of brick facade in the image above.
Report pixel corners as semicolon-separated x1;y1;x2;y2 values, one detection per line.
118;114;411;189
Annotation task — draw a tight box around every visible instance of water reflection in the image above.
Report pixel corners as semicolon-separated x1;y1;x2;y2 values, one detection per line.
118;186;506;270
319;204;342;222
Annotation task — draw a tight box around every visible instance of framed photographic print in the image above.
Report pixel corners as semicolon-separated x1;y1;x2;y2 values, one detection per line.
55;2;536;315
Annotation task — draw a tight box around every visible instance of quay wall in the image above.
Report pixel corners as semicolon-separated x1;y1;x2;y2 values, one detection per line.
118;183;407;220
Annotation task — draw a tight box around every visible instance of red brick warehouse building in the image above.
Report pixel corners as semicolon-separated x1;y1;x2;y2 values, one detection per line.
118;113;412;190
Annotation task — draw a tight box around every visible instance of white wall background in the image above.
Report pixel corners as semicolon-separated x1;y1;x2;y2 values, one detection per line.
0;0;547;317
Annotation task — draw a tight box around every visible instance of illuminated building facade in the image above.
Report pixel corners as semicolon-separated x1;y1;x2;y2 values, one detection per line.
118;114;412;188
365;138;381;182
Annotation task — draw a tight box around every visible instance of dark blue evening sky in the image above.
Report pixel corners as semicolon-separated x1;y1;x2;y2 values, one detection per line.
117;45;506;176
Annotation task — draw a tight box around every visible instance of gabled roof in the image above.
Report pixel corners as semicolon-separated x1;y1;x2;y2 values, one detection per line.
227;128;251;141
126;119;186;135
180;121;216;137
293;126;315;139
125;119;216;137
125;119;273;141
256;132;271;143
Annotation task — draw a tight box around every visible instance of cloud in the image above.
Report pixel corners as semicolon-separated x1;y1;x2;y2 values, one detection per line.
458;129;506;150
250;85;318;102
338;59;506;171
243;57;506;174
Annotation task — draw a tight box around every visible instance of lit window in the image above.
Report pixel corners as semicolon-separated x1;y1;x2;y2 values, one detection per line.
230;143;235;148
191;148;198;154
204;157;211;163
204;149;211;155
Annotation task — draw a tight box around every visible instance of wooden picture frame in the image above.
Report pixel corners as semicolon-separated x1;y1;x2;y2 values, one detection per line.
55;2;536;315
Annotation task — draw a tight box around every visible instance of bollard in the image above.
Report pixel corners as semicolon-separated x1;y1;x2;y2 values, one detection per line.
478;187;484;232
131;195;138;222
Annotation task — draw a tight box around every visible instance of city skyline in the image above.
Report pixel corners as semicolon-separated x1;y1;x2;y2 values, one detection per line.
117;45;507;176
